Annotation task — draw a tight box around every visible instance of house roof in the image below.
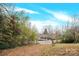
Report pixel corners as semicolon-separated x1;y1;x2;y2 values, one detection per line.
38;34;54;40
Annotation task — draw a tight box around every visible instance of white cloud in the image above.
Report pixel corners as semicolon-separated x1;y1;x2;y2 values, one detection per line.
52;12;72;22
15;7;39;14
42;8;73;22
29;8;75;33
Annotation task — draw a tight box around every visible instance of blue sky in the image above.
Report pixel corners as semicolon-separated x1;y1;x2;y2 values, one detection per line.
15;3;79;32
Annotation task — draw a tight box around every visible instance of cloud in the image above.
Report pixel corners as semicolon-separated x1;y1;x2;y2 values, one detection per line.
15;7;39;14
42;8;73;22
29;8;74;33
52;12;72;22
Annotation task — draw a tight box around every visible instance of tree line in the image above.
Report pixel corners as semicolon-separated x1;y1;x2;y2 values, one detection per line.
43;15;79;43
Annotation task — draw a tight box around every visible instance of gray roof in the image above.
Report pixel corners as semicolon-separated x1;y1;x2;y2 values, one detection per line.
38;34;54;40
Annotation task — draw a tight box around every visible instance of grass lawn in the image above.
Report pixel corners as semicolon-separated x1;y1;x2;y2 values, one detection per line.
0;44;79;56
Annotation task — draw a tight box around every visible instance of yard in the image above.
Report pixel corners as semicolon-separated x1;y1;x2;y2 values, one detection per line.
0;44;79;56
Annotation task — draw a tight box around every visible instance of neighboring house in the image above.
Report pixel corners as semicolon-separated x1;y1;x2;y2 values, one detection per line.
37;28;55;44
37;28;61;44
37;34;53;44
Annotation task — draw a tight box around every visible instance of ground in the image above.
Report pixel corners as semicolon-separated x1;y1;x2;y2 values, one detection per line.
0;44;79;56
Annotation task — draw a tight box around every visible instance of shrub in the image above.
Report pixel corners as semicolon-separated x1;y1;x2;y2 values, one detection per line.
61;29;75;43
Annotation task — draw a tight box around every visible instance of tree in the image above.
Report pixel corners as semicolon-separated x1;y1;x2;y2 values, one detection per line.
0;3;23;48
0;3;37;49
61;14;79;43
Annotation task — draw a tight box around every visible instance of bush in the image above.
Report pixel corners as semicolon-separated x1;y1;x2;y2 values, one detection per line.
0;42;9;49
61;29;75;43
61;38;75;43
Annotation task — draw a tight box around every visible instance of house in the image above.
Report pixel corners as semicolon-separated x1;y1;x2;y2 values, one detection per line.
37;28;55;44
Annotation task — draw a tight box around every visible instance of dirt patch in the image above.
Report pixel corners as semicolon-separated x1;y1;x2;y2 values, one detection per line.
0;44;51;56
0;44;79;56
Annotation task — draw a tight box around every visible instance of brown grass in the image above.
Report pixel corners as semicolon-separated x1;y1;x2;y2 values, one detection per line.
0;44;79;56
41;44;79;56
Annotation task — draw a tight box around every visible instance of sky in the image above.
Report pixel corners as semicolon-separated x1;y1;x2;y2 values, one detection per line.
15;3;79;33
